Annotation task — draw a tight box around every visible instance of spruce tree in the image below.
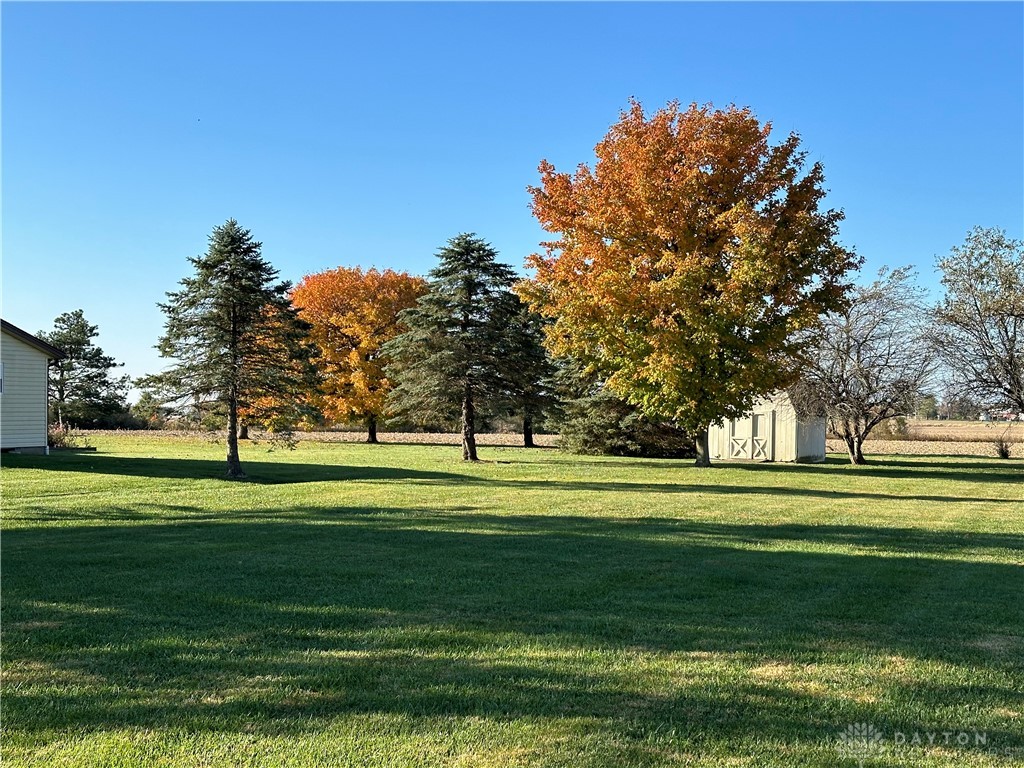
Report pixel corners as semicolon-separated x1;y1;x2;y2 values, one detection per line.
495;296;560;447
139;219;316;478
554;359;694;458
384;233;518;461
39;310;131;428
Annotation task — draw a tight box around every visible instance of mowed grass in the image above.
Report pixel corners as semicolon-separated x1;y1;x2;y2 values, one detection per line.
2;436;1022;767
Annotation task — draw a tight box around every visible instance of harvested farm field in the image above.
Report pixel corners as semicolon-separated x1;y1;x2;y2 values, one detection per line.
832;420;1024;459
80;421;1024;457
80;430;561;447
288;431;561;447
894;419;1024;442
826;438;1024;459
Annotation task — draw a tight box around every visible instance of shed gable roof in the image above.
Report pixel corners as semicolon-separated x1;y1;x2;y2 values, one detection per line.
1;319;67;360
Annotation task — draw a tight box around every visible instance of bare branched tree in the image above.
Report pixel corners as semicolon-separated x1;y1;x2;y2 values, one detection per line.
792;267;937;464
933;227;1024;413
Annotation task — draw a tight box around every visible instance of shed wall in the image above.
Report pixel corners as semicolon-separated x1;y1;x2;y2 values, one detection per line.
772;396;797;462
796;418;827;462
707;392;825;463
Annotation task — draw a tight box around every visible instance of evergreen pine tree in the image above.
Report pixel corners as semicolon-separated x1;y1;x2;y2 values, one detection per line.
39;310;131;428
555;359;694;458
495;295;560;447
384;233;518;461
139;219;316;478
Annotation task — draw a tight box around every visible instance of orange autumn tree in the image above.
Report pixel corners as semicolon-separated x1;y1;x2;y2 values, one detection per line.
521;100;861;466
291;267;427;442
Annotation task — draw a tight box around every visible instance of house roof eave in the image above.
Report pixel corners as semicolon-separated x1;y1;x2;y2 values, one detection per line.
1;319;67;360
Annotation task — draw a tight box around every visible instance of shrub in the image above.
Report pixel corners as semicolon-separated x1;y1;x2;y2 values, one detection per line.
47;424;91;449
993;428;1013;459
992;424;1018;459
993;438;1012;459
884;416;911;439
95;411;147;430
558;388;694;458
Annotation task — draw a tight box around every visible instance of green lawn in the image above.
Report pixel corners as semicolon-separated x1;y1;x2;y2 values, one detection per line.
2;435;1022;767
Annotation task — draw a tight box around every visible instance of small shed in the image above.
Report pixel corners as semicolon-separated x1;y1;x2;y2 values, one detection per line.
708;390;826;463
1;319;66;454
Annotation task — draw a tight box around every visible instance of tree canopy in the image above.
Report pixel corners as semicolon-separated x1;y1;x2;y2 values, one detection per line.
139;219;316;478
933;226;1024;412
520;100;860;465
291;267;426;442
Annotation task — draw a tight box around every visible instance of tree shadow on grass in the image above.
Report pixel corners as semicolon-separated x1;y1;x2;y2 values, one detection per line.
570;452;1023;493
358;511;1024;558
13;503;481;524
727;455;1024;486
1;451;473;485
358;438;556;450
508;479;1017;504
3;513;1022;756
4;452;1017;505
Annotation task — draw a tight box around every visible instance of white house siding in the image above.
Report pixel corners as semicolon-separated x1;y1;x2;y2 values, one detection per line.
1;331;50;451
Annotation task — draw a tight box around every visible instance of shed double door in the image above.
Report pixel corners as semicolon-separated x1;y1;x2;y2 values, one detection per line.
728;411;774;461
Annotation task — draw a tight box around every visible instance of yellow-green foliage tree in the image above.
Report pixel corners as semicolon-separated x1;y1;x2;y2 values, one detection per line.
291;267;427;442
521;100;861;465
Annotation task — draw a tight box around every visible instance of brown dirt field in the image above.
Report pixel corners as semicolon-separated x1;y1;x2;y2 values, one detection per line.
281;431;562;448
891;419;1024;443
81;430;560;448
826;438;1023;459
84;426;1024;458
831;419;1024;459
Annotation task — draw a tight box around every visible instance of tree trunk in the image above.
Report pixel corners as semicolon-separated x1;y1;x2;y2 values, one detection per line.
694;427;712;467
56;381;65;430
843;433;866;465
238;424;249;440
462;381;478;461
55;376;65;430
226;393;246;479
366;414;378;444
523;415;535;448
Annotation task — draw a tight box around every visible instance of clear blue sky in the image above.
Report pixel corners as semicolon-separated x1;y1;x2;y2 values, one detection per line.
3;1;1022;396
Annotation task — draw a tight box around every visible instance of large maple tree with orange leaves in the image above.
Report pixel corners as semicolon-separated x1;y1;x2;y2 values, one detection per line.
290;267;426;442
521;100;861;465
